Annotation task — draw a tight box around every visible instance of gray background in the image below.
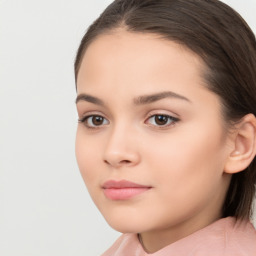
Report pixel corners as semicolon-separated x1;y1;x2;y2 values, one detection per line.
0;0;255;255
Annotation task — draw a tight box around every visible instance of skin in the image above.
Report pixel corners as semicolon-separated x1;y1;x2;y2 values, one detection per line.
75;30;235;253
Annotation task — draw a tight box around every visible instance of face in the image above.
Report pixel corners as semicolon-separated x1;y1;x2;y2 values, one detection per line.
75;30;232;242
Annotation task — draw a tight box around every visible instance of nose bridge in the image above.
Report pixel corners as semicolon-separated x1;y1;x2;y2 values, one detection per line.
103;121;140;167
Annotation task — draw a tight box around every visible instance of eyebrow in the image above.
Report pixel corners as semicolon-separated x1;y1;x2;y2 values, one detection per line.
75;91;191;105
75;94;105;106
133;91;191;105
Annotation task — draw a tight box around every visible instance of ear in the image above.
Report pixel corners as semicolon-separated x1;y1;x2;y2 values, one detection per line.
224;114;256;174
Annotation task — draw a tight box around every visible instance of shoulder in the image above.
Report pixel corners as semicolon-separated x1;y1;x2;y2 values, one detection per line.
155;217;256;256
223;217;256;255
189;217;256;256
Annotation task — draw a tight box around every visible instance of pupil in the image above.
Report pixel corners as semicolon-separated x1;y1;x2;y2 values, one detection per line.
155;115;168;125
93;116;103;125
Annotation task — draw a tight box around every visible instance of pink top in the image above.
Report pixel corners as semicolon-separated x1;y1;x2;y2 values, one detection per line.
101;217;256;256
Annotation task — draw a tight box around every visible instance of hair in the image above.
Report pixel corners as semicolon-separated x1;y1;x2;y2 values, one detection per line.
74;0;256;219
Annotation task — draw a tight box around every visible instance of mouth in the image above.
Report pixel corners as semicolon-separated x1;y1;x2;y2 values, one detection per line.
102;180;152;200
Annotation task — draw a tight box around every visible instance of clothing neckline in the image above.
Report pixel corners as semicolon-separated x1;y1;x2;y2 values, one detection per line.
132;217;255;255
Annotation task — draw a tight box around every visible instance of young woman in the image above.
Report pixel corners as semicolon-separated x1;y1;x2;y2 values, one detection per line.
74;0;256;255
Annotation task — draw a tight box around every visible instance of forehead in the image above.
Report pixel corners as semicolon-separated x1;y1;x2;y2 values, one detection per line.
76;30;206;94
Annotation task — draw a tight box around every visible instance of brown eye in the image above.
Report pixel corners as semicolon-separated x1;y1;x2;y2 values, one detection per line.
79;115;109;128
155;115;169;125
91;116;104;126
146;114;179;127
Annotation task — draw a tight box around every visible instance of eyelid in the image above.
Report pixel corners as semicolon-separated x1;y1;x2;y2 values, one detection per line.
78;110;108;121
145;109;180;120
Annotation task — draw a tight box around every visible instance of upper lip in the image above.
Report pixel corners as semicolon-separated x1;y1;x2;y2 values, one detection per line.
102;180;151;189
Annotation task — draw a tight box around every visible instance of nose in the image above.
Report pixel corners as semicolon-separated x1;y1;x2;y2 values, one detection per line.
103;126;141;168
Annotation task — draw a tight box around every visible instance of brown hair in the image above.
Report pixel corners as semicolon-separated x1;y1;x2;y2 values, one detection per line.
74;0;256;219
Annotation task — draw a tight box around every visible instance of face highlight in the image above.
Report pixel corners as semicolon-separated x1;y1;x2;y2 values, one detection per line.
75;31;232;252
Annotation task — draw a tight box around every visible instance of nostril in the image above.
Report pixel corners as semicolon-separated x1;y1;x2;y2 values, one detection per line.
120;160;131;164
104;160;110;165
104;159;132;166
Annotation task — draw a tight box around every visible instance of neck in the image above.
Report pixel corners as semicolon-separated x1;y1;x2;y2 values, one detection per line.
138;214;222;253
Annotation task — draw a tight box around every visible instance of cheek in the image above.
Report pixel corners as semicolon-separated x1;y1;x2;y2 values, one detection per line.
75;128;100;186
139;126;228;225
146;122;227;195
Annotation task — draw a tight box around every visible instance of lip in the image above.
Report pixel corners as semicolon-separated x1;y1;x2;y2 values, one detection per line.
102;180;152;200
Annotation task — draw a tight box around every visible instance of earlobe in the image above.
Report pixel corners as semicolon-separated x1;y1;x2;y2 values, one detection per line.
224;114;256;174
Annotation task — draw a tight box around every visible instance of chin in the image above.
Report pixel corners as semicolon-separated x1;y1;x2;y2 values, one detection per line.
108;222;142;234
103;213;148;234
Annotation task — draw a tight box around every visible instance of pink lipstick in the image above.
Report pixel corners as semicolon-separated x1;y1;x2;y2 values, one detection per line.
102;180;151;200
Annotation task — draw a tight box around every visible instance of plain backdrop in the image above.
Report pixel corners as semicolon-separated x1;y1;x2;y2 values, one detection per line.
0;0;255;255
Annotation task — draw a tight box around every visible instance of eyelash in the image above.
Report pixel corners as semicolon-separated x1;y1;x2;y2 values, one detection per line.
78;114;180;129
145;114;180;128
78;115;109;129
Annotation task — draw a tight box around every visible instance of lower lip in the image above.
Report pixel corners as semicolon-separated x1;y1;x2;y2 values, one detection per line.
103;187;150;200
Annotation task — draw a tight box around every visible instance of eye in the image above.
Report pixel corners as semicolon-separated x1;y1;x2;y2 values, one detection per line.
79;115;109;128
146;114;179;127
